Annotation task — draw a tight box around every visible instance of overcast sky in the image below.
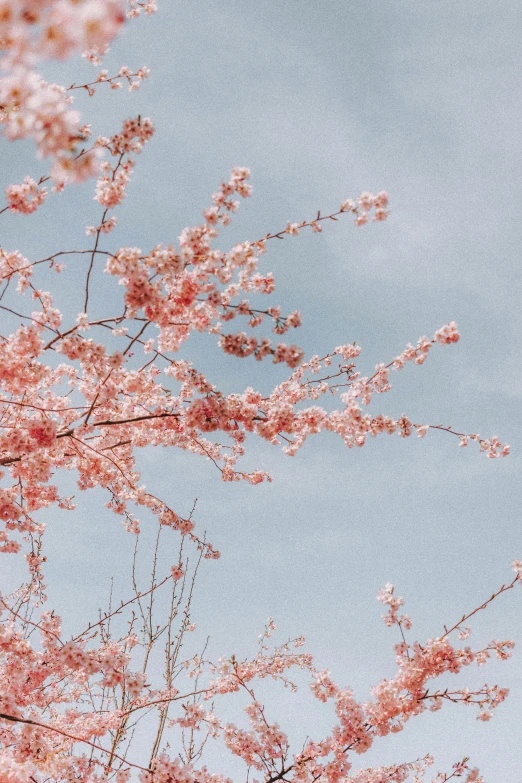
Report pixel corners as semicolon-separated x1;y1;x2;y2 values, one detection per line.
2;1;521;780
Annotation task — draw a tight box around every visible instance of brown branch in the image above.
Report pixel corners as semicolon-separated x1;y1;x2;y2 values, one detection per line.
442;576;519;639
71;574;173;642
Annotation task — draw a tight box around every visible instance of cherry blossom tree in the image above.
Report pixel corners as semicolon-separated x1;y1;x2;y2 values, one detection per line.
0;3;517;782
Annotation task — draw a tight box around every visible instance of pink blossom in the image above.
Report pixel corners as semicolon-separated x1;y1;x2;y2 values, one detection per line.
171;563;184;581
5;177;47;214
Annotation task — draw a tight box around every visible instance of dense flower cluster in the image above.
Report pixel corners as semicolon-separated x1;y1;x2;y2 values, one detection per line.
0;1;125;182
0;577;518;782
4;175;47;213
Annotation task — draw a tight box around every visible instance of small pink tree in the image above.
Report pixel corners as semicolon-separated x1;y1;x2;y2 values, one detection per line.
0;3;517;782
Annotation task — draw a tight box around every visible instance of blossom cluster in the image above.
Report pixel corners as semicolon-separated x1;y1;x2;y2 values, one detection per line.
2;572;516;783
0;165;508;560
0;1;125;182
4;176;47;214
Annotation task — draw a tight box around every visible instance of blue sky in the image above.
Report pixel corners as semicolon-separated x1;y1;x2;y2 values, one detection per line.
1;1;521;779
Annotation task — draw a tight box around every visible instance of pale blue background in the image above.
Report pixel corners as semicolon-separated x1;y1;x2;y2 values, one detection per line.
1;1;521;779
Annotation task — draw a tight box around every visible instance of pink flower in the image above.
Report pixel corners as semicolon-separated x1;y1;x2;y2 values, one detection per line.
5;177;47;214
171;564;185;581
511;560;522;579
434;321;460;345
26;418;58;448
